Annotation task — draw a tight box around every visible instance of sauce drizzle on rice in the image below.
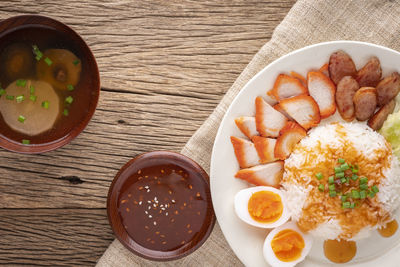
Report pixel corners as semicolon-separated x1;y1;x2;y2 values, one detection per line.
282;123;400;240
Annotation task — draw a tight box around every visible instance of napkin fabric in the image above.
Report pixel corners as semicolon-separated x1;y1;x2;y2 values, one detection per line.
97;0;400;266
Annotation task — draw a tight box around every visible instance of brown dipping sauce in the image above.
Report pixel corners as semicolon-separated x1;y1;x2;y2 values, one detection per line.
323;239;357;263
116;157;211;252
378;219;398;238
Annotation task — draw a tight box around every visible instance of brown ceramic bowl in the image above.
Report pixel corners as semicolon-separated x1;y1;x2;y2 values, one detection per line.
0;15;100;153
107;151;215;261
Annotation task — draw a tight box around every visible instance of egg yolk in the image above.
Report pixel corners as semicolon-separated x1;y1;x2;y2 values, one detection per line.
247;191;283;223
271;229;305;262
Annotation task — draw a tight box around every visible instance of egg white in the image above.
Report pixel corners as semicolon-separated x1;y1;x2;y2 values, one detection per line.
263;221;313;267
234;186;290;228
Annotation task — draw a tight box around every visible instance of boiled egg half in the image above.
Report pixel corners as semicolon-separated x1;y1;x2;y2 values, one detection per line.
234;186;290;228
263;221;313;267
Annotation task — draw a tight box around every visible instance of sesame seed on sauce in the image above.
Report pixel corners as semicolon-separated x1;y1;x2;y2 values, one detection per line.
117;163;209;252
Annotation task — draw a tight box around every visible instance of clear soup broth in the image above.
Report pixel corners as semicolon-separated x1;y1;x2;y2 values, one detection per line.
0;25;97;145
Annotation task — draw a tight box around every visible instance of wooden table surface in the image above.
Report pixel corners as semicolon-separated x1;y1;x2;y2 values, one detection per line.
0;1;295;266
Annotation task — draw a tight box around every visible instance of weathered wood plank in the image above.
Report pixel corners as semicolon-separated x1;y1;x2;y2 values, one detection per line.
0;209;114;266
0;0;294;99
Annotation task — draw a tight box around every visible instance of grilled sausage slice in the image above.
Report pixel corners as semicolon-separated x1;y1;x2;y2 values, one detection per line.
353;87;377;121
376;72;400;106
356;56;382;87
368;100;396;130
336;76;359;121
329;51;357;85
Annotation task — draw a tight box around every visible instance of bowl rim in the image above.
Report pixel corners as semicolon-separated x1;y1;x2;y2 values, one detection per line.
107;150;216;261
0;14;100;154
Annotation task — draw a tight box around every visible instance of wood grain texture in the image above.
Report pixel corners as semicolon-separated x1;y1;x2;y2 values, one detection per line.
0;0;295;265
0;209;114;266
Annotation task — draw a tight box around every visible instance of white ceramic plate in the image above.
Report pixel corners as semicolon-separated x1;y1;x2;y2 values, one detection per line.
210;41;400;267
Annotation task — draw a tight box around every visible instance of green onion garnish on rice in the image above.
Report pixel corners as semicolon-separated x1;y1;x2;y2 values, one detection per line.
334;167;342;173
351;190;360;199
335;172;345;178
341;163;349;170
372;185;379;193
318;184;324;192
342;202;351;209
360;184;368;190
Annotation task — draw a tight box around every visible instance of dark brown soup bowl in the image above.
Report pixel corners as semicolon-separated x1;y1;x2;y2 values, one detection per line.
0;15;100;153
107;151;215;261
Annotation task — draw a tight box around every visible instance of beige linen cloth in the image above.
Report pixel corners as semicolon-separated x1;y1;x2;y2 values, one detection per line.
97;0;400;266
